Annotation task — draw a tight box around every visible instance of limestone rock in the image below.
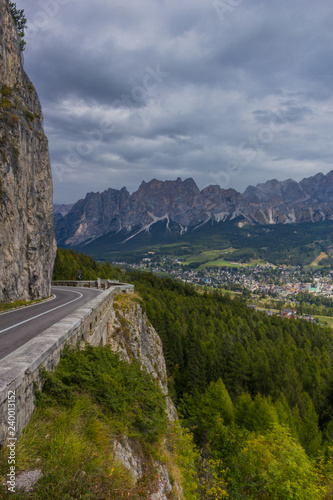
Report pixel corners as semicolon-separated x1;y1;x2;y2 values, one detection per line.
107;294;182;498
114;435;173;500
16;469;43;493
0;0;56;301
108;295;178;422
55;171;333;247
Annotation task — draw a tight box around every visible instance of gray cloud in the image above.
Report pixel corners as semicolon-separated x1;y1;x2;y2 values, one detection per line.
20;0;333;203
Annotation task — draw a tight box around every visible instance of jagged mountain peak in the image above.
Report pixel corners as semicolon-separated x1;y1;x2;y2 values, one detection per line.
137;176;198;192
243;177;305;204
55;172;333;247
301;171;325;183
300;170;333;203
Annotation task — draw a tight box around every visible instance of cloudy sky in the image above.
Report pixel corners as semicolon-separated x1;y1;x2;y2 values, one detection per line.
22;0;333;204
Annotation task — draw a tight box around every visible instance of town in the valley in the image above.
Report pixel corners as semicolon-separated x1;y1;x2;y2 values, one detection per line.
115;255;333;326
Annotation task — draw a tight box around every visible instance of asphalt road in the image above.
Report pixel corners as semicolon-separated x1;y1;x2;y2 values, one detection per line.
0;286;103;361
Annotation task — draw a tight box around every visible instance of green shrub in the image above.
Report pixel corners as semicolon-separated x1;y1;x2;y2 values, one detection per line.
0;344;170;499
23;109;34;121
10;140;19;165
7;112;19;127
1;85;13;97
38;344;168;444
9;2;27;50
0;98;12;109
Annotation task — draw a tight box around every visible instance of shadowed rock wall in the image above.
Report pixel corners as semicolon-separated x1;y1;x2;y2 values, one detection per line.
0;0;56;301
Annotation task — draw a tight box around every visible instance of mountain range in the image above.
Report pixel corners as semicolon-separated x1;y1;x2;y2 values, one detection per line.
54;171;333;249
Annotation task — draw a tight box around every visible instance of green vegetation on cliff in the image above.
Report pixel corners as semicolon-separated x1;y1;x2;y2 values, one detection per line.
128;271;333;497
9;1;27;50
0;344;198;499
20;248;333;497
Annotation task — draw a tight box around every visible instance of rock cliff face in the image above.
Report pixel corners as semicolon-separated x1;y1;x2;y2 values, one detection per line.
0;0;56;302
108;294;178;422
107;294;181;499
55;170;333;247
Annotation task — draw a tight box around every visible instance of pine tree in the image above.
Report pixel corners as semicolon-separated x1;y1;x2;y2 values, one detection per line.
8;1;27;50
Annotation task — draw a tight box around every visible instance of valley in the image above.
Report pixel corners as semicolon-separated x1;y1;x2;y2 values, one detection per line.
60;218;333;268
54;174;333;269
115;253;333;300
2;0;333;496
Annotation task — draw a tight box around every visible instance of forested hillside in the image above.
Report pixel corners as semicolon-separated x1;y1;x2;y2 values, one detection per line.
131;272;333;494
53;249;333;498
52;248;123;281
63;218;333;268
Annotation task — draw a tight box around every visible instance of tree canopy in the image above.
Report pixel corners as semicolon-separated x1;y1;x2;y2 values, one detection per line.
9;1;27;50
53;249;333;497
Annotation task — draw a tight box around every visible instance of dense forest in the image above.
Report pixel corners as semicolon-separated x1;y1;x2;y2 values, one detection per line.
294;293;333;318
52;248;123;281
52;249;333;498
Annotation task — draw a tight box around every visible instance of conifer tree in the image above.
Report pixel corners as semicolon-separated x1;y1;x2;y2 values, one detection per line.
8;1;26;50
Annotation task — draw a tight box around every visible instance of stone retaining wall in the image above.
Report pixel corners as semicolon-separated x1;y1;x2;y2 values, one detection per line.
0;285;134;445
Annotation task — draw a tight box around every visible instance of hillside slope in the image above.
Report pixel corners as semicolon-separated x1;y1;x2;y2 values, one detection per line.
0;292;196;499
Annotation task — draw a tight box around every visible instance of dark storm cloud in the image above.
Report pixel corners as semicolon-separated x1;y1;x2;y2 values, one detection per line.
20;0;333;203
253;105;314;125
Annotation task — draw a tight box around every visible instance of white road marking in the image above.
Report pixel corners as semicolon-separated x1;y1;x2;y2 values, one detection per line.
0;294;57;317
0;290;83;334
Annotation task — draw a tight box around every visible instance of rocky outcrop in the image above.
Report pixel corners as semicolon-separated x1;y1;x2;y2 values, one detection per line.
107;294;180;498
0;0;56;302
108;294;178;422
55;170;333;247
113;435;173;500
300;171;333;205
242;178;307;204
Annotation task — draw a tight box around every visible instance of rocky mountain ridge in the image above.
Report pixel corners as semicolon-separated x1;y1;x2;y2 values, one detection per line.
0;0;56;301
55;170;333;247
53;203;74;217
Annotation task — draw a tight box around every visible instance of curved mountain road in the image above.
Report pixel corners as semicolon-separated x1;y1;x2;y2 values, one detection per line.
0;287;103;361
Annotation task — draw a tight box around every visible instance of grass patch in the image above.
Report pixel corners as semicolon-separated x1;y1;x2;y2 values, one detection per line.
0;394;156;499
0;344;170;498
37;344;168;444
0;98;12;109
257;306;280;314
113;293;145;314
184;250;227;264
0;344;199;498
1;85;13;97
36;131;45;140
7;112;19;127
196;258;269;270
23;110;35;122
0;296;50;313
310;252;328;266
314;315;333;328
200;258;243;269
304;265;325;271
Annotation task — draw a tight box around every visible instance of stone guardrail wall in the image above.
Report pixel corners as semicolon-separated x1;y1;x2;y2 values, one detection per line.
0;284;134;446
51;280;124;289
